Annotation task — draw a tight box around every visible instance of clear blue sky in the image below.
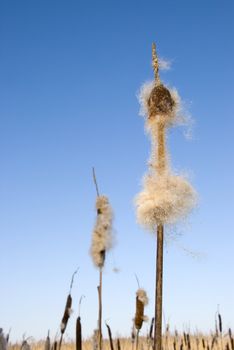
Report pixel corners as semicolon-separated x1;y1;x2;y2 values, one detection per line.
1;0;234;342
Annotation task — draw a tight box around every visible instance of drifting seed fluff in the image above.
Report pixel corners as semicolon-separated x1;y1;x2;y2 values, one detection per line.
158;58;172;71
135;173;197;230
90;195;113;268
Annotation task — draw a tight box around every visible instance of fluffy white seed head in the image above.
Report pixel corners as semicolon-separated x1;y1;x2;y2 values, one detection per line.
90;195;113;268
135;173;197;231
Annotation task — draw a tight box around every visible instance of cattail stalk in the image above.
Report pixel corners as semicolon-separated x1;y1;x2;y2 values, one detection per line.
58;269;78;350
98;269;103;350
136;330;140;350
135;42;196;350
154;223;164;350
92;168;111;350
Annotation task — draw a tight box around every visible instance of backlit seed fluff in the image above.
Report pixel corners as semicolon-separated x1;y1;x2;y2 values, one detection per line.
135;173;197;230
90;196;113;268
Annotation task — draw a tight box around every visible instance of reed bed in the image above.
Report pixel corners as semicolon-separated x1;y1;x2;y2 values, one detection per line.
6;331;234;350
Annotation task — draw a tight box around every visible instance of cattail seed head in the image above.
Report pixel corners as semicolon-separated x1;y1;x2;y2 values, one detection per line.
60;294;72;334
90;196;113;268
148;84;175;119
134;289;149;330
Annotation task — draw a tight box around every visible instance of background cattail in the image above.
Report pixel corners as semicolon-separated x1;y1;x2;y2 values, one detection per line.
0;329;7;350
76;317;82;350
21;340;31;350
44;331;50;350
134;289;149;331
90;195;113;268
60;294;72;335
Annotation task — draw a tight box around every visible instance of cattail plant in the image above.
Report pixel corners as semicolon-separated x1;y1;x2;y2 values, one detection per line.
90;168;114;350
134;288;149;350
44;331;51;350
76;295;85;350
135;43;196;350
5;329;10;345
0;329;7;350
228;329;234;350
21;339;31;350
58;269;78;350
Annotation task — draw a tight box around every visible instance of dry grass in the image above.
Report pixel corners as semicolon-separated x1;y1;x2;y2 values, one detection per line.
7;331;234;350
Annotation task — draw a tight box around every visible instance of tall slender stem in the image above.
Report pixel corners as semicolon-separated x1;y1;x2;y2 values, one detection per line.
136;330;140;350
154;224;164;350
98;268;103;350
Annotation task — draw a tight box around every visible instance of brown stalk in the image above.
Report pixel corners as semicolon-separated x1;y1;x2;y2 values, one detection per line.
97;269;103;350
154;223;164;350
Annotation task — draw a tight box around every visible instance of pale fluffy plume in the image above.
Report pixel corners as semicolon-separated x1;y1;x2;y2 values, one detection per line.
135;173;197;230
90;195;113;268
136;288;149;306
138;81;155;118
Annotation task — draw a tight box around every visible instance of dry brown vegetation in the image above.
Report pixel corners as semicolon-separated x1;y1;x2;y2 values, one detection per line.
7;330;234;350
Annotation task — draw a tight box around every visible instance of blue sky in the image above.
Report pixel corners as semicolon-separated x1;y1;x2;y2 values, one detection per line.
1;0;234;342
